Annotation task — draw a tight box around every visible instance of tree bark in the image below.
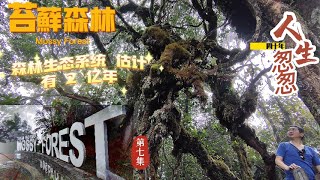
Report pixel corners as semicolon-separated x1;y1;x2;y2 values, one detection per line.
231;135;253;180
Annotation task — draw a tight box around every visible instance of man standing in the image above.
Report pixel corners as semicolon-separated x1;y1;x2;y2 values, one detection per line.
275;125;320;180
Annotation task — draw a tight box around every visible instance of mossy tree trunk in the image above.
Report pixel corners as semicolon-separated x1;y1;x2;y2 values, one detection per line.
231;135;253;180
124;32;239;179
101;0;274;179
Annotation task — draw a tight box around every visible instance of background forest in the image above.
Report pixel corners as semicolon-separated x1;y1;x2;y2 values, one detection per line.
0;0;319;179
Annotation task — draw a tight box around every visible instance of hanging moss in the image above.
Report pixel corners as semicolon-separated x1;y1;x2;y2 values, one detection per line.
142;26;172;47
151;63;162;70
159;43;191;66
125;71;134;86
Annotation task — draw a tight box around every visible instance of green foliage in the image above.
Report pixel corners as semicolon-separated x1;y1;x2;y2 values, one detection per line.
167;1;204;40
0;113;32;142
9;34;40;60
0;94;21;105
51;99;69;126
182;113;194;131
256;95;319;150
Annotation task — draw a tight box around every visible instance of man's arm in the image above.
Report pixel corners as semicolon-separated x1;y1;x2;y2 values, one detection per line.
275;156;300;170
275;156;290;170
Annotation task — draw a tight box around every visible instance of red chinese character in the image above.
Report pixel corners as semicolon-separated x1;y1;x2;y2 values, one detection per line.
270;50;298;96
271;50;295;74
131;135;150;170
269;11;318;96
274;84;298;95
272;63;294;74
270;12;305;43
272;50;293;64
275;71;297;86
293;40;319;67
273;70;297;95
